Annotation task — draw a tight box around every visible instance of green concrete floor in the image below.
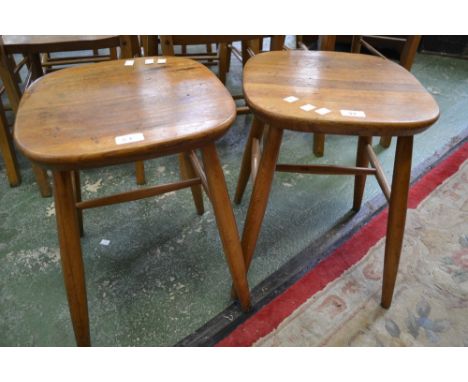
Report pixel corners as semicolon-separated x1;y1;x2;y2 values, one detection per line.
1;40;467;346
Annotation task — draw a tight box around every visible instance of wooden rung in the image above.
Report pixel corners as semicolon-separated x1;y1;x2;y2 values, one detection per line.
246;47;256;58
232;94;244;100
297;41;309;51
13;57;29;74
229;45;243;62
251;138;261;183
365;35;407;43
365;144;391;202
360;39;387;60
188;150;211;198
174;54;219;62
41;56;111;67
175;52;218;58
276;163;377;176
76;178;200;210
236;106;250;114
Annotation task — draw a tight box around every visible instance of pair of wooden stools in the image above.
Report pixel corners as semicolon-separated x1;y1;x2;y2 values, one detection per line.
14;50;439;346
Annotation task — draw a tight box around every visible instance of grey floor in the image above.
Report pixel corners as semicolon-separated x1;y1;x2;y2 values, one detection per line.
1;38;467;345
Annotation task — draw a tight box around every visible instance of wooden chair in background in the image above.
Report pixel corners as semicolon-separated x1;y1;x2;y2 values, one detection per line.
307;35;422;156
158;35;285;114
0;35;144;195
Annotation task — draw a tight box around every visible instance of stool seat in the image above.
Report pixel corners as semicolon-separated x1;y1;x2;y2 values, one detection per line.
15;57;236;169
243;50;439;136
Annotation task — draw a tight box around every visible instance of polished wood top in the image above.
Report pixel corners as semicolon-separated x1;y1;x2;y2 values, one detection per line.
14;57;236;169
1;35;120;53
243;50;439;136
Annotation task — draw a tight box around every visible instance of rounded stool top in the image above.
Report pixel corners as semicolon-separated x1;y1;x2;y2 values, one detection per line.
243;50;439;136
14;57;236;169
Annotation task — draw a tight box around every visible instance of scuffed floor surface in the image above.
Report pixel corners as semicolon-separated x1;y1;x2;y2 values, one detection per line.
1;46;468;345
256;160;468;346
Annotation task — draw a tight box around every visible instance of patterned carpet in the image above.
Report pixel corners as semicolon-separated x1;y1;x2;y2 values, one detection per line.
218;143;468;346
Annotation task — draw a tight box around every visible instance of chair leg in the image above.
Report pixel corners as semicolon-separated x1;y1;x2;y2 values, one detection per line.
32;163;52;197
234;117;265;204
379;136;392;148
313;133;325;157
352;136;372;211
135;161;146;185
218;43;228;85
53;170;90;346
226;44;232;73
201;143;251;312
241;126;284;271
71;170;84;237
381;136;413;309
0;111;21;186
178;152;204;215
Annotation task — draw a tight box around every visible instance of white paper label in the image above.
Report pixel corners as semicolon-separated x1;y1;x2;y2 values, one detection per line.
300;104;316;112
145;58;154;64
157;58;167;64
340;109;366;118
100;239;110;246
115;133;145;145
283;96;299;103
124;60;134;66
315;107;331;115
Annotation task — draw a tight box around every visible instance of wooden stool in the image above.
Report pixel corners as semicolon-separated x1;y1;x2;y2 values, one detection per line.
0;35;144;196
14;57;251;346
237;50;439;308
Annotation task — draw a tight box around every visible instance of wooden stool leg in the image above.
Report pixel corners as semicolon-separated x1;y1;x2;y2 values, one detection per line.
135;161;146;185
178;152;204;215
241;126;283;271
234;117;265;204
381;136;413;309
0;111;21;186
380;136;392;148
71;170;84;237
53;170;90;346
201;143;251;311
352;136;372;211
32;163;52;197
313;133;325;157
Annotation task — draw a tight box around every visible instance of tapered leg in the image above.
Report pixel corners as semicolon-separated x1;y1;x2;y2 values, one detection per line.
234;117;265;204
201;143;251;311
135;161;146;185
178;152;204;215
32;163;52;197
352;136;372;211
381;136;413;309
71;170;84;237
0;111;21;186
313;133;325;157
53;171;90;346
241;126;283;271
380;136;392;148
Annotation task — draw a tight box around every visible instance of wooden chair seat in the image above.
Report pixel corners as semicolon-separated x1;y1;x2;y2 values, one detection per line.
15;57;235;168
243;50;438;136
